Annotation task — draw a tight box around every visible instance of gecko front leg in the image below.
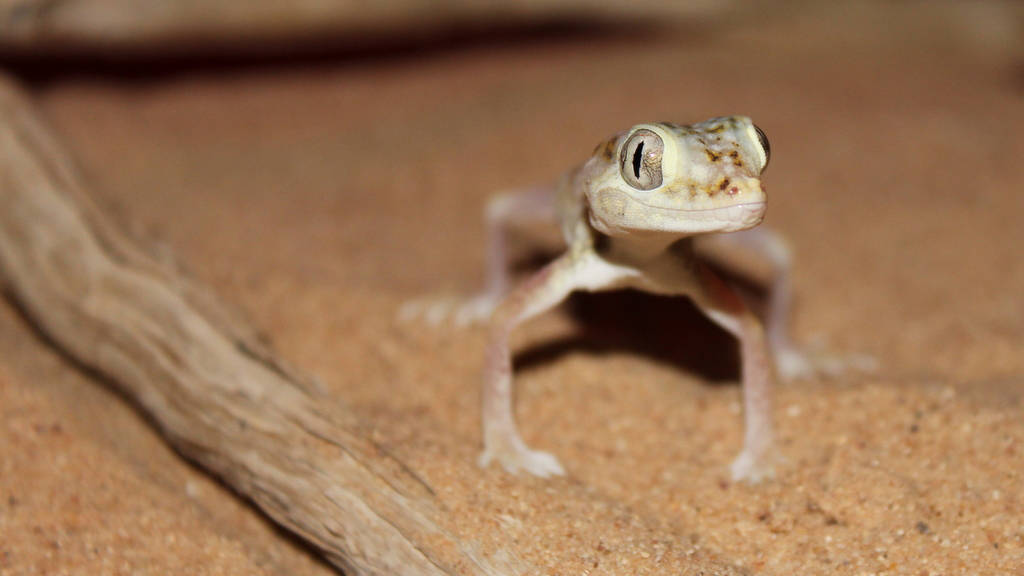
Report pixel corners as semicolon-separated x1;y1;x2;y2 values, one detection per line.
693;262;780;483
697;227;810;380
479;250;634;477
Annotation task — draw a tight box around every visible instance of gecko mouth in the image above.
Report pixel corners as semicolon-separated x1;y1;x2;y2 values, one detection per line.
629;198;766;228
633;199;766;218
591;189;766;235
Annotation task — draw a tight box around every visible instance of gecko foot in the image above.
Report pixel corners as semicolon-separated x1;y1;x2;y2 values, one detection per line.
729;446;783;484
398;293;499;327
775;343;878;382
453;293;500;327
775;347;817;381
478;441;565;478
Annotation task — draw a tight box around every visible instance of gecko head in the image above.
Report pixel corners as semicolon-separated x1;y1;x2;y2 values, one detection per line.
584;116;769;238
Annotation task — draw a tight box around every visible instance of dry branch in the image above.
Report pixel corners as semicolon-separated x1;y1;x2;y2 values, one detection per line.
0;74;522;576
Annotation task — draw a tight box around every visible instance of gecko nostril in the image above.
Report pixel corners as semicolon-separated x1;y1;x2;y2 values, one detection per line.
728;186;740;196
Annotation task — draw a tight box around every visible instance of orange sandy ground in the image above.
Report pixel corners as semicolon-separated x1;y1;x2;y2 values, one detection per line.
2;2;1022;575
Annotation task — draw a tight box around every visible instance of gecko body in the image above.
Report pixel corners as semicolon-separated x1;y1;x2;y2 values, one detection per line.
456;117;807;482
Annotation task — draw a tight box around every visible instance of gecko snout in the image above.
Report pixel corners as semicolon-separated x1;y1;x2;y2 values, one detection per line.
715;176;765;205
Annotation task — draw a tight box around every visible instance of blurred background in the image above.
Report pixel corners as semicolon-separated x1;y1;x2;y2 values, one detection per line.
2;1;1023;575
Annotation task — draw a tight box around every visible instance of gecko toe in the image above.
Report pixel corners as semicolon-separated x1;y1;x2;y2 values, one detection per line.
776;345;879;382
398;293;498;327
776;347;815;381
730;447;783;484
454;294;499;327
478;445;565;478
514;450;566;478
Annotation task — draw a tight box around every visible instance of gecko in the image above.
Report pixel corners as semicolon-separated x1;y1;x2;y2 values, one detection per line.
417;117;814;483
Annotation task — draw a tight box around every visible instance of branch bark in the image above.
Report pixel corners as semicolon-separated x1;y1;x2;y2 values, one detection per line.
0;74;521;576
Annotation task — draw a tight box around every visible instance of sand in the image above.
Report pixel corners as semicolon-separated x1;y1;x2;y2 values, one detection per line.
2;1;1022;574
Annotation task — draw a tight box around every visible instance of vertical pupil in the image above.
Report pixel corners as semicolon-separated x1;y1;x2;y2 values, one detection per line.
632;141;644;179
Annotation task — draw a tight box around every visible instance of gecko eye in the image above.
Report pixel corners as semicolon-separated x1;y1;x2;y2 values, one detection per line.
620;129;664;190
753;124;770;172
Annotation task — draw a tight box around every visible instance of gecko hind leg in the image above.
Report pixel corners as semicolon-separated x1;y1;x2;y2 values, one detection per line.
453;187;558;326
397;187;557;326
732;227;810;380
697;227;877;380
